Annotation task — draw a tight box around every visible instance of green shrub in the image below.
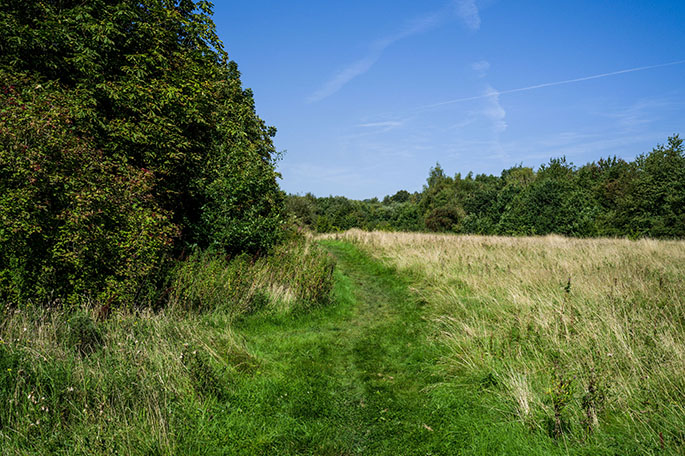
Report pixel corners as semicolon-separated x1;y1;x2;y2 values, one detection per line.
0;76;177;306
425;206;464;232
169;236;335;314
67;313;103;356
0;1;286;305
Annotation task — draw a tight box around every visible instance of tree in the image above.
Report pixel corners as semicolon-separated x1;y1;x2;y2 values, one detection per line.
425;206;464;232
498;159;597;236
383;190;411;205
0;1;285;304
618;135;685;237
578;157;634;235
286;194;318;227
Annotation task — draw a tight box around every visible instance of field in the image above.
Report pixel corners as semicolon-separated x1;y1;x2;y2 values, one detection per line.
1;231;683;454
322;230;685;452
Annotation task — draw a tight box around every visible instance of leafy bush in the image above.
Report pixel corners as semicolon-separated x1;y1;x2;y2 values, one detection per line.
0;1;285;305
169;236;335;314
0;76;177;305
67;313;103;356
425;206;464;232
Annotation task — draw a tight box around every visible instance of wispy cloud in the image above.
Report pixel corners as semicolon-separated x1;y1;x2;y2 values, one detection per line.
308;54;381;103
510;132;666;163
471;59;490;77
423;59;685;109
282;163;371;190
597;96;683;129
357;120;405;129
455;0;481;30
483;85;507;134
308;1;479;103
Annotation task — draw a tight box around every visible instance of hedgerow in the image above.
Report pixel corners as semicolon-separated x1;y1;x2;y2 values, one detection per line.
0;1;285;305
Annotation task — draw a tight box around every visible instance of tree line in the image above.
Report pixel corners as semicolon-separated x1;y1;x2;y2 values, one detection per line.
288;135;685;238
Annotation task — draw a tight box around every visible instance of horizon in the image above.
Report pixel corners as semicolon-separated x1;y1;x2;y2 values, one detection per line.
212;1;685;199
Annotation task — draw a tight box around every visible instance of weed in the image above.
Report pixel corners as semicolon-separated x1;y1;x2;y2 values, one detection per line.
546;361;573;439
182;345;230;400
580;366;607;434
168;236;335;315
67;313;103;356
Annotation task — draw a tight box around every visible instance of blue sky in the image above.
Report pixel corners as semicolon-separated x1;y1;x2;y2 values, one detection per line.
212;1;685;199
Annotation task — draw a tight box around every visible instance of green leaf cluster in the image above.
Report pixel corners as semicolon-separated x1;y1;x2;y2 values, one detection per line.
291;136;685;239
0;1;284;305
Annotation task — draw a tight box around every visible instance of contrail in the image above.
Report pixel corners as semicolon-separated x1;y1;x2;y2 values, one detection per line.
423;59;685;109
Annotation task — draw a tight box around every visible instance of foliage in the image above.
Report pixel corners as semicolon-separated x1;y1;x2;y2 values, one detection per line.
425;206;464;232
290;136;685;239
0;75;177;305
619;136;685;237
168;236;335;314
0;234;333;454
0;1;284;305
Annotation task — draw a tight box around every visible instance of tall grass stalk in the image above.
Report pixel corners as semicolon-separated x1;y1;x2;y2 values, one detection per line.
321;229;685;450
0;236;335;453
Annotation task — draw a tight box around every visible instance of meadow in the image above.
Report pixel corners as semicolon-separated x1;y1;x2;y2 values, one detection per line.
322;230;685;452
3;2;683;454
0;237;336;454
1;230;684;454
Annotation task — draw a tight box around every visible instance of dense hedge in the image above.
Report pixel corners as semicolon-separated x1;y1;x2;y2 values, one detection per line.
0;1;285;305
0;77;178;304
288;135;685;239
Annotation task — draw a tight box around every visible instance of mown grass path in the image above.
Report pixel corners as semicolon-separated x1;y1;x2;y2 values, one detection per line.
190;241;557;455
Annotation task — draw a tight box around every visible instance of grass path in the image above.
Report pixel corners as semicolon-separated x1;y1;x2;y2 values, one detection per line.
185;241;559;455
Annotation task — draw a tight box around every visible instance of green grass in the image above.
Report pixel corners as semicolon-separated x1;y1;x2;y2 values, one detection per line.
1;238;681;454
167;240;583;455
170;240;558;455
321;231;685;455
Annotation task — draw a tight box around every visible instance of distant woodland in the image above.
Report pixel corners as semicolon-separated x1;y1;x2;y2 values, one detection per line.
288;135;685;238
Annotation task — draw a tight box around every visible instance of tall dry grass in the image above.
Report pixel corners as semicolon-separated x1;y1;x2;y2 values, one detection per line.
0;235;335;453
0;304;250;453
168;235;335;314
322;229;685;448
